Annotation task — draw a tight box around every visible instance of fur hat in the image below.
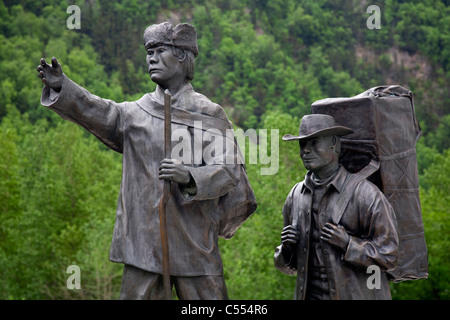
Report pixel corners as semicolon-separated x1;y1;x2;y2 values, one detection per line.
143;22;198;58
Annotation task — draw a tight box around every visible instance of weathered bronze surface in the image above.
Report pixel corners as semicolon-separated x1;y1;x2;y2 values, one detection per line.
311;86;428;282
275;114;400;299
37;22;256;300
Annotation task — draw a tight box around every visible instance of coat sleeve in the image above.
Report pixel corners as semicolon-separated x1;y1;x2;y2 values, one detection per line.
343;181;399;271
274;184;299;276
183;164;240;201
180;123;241;201
40;75;124;153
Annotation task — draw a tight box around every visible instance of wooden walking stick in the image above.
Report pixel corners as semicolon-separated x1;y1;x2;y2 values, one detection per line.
159;89;172;300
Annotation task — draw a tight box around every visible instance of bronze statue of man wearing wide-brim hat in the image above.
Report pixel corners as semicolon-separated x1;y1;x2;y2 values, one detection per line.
274;114;399;299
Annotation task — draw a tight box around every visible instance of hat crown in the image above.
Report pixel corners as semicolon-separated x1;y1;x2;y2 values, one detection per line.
143;22;198;57
299;114;336;136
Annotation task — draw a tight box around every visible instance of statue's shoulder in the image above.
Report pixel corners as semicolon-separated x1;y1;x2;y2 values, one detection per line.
344;169;388;207
133;93;151;106
288;181;304;199
184;89;229;121
353;174;384;197
118;94;148;110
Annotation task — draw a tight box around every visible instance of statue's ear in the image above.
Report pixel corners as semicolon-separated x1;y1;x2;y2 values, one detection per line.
172;46;187;63
331;135;341;154
178;54;187;63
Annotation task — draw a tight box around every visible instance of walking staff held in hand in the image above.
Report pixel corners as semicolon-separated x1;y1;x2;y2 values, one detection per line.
274;114;399;300
37;22;256;300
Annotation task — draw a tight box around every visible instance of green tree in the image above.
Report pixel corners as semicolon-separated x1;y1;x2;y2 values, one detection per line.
0;108;123;299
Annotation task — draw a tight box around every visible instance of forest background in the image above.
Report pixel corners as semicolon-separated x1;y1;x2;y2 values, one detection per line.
0;0;448;300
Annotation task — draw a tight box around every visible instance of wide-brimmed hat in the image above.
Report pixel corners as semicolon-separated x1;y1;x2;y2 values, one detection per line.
283;114;354;141
143;22;198;57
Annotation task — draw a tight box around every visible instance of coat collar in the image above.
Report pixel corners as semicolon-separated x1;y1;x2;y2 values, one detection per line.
301;165;348;194
136;85;233;133
152;83;194;106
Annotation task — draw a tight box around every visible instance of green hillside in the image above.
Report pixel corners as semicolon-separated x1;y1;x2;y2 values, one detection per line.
0;0;448;299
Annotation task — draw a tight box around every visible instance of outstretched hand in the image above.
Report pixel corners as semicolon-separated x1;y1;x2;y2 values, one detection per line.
36;57;63;91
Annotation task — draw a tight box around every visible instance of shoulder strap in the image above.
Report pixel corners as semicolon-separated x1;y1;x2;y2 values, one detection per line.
331;167;370;224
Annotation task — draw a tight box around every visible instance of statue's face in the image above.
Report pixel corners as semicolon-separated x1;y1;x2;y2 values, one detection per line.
146;45;184;86
299;135;336;172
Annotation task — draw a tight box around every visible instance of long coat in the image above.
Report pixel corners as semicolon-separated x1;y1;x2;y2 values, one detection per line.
274;166;399;299
41;76;255;276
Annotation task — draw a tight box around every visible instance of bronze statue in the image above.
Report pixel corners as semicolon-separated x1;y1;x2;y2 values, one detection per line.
37;22;256;300
274;114;399;299
311;86;428;282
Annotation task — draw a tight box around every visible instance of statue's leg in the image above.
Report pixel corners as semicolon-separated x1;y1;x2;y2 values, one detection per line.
172;275;228;300
119;264;170;300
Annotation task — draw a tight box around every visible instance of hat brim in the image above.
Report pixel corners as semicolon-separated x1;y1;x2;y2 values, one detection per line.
282;126;354;141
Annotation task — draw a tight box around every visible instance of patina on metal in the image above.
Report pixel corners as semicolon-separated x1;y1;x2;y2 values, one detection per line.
275;114;400;300
37;22;256;300
311;86;428;282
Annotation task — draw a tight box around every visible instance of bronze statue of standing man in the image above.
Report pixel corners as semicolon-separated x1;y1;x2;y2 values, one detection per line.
274;114;399;299
37;22;256;300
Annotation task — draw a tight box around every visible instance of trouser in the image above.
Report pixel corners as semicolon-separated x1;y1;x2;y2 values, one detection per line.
119;264;228;300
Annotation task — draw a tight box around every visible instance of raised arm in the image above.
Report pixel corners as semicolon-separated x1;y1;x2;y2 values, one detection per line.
37;57;124;153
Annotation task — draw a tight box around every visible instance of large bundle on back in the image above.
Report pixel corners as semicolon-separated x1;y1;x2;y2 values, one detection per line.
311;85;428;282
